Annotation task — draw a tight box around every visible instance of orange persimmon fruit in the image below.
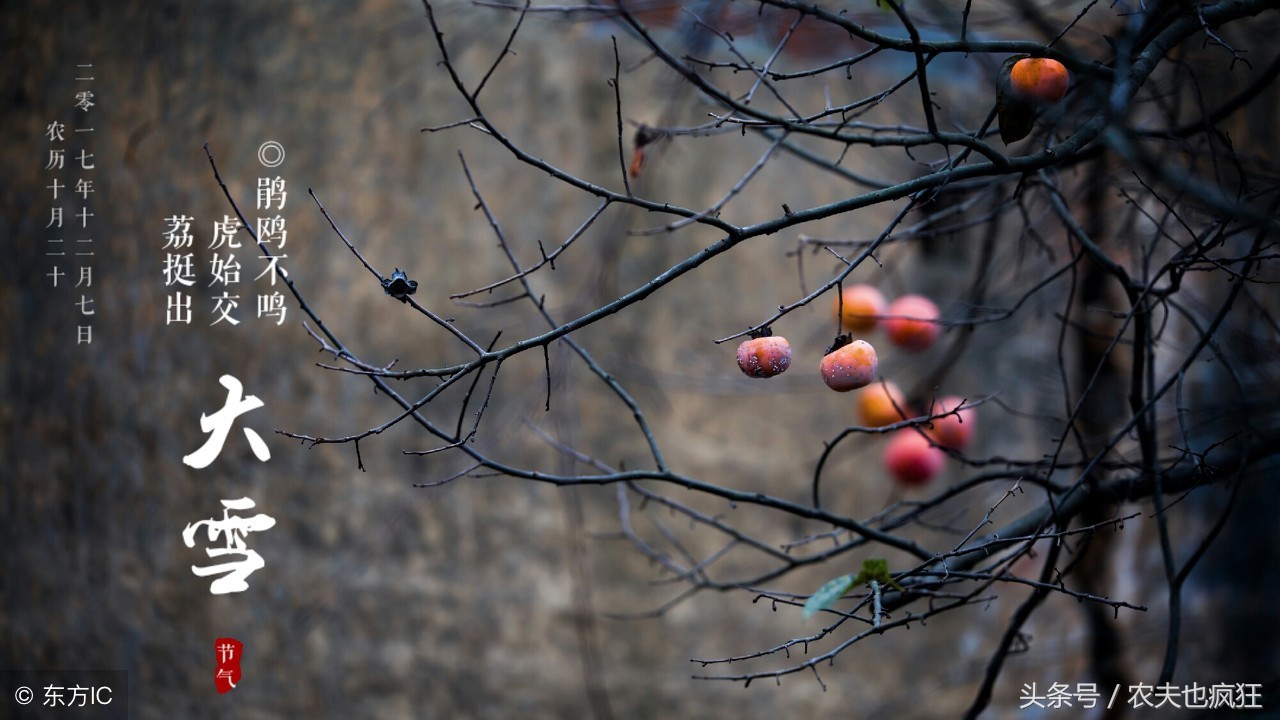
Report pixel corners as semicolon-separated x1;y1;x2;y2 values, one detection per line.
820;335;878;392
927;395;976;450
884;294;942;352
736;334;792;378
1010;57;1069;105
883;430;946;488
835;283;887;333
858;381;912;428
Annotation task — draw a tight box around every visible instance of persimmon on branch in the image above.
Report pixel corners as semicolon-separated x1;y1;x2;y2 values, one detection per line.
207;0;1278;713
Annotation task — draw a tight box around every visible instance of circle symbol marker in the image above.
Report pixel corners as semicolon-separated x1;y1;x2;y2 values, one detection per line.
15;686;33;705
258;141;285;168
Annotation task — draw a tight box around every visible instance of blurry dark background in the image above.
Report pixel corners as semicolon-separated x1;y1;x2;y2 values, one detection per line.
3;1;1278;718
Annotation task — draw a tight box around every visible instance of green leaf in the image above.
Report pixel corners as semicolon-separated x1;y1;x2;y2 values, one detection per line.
997;55;1035;144
803;573;856;620
854;558;904;593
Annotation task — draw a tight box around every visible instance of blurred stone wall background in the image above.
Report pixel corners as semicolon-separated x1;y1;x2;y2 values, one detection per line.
3;1;1277;718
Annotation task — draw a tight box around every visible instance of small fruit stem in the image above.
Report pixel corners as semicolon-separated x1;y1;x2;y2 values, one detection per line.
825;333;853;355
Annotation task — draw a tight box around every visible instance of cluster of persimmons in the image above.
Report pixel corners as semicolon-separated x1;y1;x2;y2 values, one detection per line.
732;55;1070;486
736;283;972;489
